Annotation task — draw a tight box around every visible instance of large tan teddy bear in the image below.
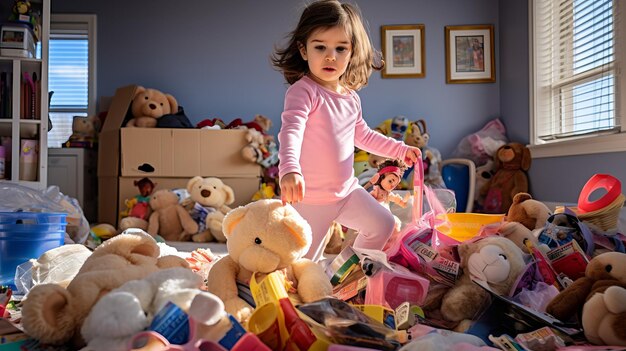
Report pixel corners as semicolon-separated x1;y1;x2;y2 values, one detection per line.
207;199;333;322
125;86;178;128
20;230;190;347
186;176;235;243
147;189;198;241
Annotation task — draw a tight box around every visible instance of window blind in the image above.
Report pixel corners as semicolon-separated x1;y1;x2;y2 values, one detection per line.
534;0;619;141
47;28;89;148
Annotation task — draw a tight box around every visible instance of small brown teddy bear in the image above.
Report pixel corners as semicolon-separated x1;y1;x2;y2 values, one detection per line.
126;86;178;128
147;189;198;241
186;176;235;243
546;252;626;324
67;115;101;144
506;192;552;231
480;142;531;214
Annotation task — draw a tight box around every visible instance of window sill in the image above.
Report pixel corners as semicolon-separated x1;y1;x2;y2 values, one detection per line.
528;132;626;158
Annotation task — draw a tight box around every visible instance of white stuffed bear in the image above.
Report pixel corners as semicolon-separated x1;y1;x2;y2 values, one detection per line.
186;176;235;243
80;267;230;351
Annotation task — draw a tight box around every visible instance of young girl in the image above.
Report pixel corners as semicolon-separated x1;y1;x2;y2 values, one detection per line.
272;0;420;262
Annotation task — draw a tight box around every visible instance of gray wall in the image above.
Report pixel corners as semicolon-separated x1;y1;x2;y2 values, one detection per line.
52;0;626;203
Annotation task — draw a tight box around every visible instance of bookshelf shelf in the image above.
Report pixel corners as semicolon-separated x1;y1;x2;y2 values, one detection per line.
0;0;49;189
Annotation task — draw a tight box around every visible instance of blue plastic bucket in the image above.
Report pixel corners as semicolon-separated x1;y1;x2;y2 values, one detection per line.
0;212;66;289
0;212;67;224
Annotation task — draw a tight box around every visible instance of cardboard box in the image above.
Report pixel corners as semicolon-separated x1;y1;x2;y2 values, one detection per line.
119;128;260;177
98;85;262;226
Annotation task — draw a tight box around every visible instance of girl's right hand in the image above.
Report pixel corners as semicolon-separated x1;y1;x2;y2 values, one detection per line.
280;172;305;205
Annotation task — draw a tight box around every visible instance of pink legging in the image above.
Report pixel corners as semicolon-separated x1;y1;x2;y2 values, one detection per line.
293;187;396;262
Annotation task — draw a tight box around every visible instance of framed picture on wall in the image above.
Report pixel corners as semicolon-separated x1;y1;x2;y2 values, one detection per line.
445;24;495;84
381;24;425;78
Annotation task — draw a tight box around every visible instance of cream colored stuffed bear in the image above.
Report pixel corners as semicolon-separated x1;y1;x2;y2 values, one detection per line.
147;189;199;241
20;230;189;347
206;199;332;322
440;236;526;322
126;86;178;128
186;176;235;243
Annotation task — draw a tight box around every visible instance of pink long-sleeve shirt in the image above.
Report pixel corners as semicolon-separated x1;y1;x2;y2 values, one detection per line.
278;76;410;204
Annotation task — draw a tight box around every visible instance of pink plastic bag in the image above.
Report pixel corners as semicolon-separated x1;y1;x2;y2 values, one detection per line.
385;159;462;286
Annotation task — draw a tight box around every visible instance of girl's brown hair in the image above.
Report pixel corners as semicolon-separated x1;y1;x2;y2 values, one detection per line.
271;0;383;91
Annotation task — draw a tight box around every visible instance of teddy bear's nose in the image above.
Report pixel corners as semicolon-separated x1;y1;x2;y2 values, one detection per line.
201;189;211;198
149;103;157;110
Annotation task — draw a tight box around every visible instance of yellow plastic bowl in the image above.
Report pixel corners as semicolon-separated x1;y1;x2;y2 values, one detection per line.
435;213;505;242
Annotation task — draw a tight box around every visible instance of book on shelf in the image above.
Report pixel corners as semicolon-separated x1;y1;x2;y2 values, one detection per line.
19;71;39;120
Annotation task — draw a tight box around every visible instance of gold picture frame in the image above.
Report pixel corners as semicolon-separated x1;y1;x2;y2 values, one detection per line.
445;24;495;84
381;24;425;78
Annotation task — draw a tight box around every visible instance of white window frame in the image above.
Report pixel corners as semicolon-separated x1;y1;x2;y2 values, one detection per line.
528;0;626;158
47;14;97;147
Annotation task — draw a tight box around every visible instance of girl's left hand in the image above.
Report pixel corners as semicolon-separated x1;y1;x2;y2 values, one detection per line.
404;147;421;166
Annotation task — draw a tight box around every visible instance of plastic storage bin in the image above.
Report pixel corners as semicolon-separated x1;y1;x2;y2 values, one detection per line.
0;212;66;288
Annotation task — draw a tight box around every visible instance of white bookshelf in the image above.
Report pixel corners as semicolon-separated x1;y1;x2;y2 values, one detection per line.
0;0;49;190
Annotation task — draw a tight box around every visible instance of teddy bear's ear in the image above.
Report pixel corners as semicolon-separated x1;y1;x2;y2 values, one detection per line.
21;284;76;345
187;176;202;192
134;86;146;98
282;218;311;251
221;184;235;205
280;207;312;251
165;94;178;114
520;146;531;171
222;206;248;237
457;240;481;266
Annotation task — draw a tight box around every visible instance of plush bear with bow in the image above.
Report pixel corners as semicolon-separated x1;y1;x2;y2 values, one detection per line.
206;199;332;322
186;176;235;243
125;86;178;128
20;230;189;347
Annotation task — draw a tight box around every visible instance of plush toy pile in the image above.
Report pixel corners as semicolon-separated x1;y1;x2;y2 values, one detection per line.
5;180;626;350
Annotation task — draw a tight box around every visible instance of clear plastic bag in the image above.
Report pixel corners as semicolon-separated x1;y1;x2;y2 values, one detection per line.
297;297;400;350
0;183;90;244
